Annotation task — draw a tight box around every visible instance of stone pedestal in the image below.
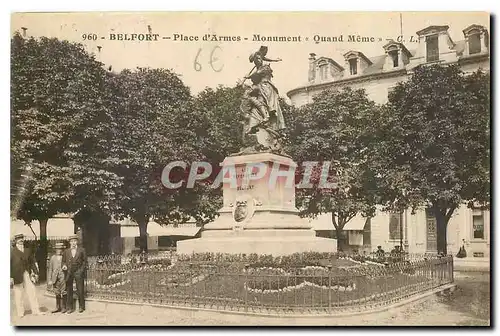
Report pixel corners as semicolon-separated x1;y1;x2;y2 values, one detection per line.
177;153;337;256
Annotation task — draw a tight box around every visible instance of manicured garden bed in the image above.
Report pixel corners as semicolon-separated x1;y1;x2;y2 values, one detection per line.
85;253;440;310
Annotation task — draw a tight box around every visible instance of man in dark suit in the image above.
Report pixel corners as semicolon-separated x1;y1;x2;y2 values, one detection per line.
10;233;44;318
62;234;87;313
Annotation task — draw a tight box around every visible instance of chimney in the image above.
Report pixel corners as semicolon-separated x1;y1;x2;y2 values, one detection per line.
308;53;316;83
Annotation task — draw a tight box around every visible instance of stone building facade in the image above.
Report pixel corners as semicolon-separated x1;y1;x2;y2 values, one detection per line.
287;25;490;260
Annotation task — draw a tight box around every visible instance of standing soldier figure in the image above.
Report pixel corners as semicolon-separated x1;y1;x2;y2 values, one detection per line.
47;242;67;313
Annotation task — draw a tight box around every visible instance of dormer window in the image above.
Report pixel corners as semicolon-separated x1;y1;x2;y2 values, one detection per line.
388;49;399;67
383;40;411;71
409;25;458;67
319;62;328;80
309;56;345;83
426;34;439;62
343;51;372;76
462;25;489;57
348;58;357;75
469;33;481;54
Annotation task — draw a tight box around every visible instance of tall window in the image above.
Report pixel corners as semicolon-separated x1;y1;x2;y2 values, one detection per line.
468;32;481;54
319;63;328;80
388;49;399;67
426;35;439;62
389;212;402;240
348;58;357;75
473;210;485;239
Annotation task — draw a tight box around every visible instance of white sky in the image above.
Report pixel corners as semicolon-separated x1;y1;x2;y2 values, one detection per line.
11;12;489;97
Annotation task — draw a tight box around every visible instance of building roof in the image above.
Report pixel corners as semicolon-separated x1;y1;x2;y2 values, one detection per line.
344;216;368;231
383;40;413;58
343;50;372;65
454;40;466;56
308;213;367;231
316;56;344;71
463;24;488;35
308;214;334;231
120;221;201;237
11;217;75;240
361;54;388;75
111;216;197;226
287;37;476;99
416;25;450;36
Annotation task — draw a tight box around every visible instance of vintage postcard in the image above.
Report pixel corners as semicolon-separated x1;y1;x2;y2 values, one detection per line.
10;12;490;326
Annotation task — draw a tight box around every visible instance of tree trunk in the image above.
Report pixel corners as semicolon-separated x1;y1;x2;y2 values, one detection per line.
99;222;110;255
94;211;110;255
73;208;92;253
137;217;149;253
331;212;347;252
335;227;346;252
38;218;49;282
435;210;448;255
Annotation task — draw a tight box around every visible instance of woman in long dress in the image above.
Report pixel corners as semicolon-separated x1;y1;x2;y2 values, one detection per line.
246;46;286;132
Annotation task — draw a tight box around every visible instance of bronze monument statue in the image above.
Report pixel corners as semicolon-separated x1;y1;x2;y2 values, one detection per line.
236;46;286;155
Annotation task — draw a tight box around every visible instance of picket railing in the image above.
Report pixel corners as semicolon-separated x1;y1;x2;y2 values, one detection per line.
70;252;454;314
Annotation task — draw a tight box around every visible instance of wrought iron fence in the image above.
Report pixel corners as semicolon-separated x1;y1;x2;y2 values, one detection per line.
73;252;454;314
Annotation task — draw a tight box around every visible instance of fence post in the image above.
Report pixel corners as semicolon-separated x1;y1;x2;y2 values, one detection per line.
328;264;332;312
244;264;249;312
189;262;193;306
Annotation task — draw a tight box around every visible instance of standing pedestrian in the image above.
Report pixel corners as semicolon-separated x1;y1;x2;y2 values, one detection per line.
10;233;44;318
47;242;67;313
62;235;87;314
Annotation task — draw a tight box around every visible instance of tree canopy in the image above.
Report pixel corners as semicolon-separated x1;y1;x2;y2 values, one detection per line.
371;64;490;254
287;87;378;250
108;67;213;252
10;32;123;275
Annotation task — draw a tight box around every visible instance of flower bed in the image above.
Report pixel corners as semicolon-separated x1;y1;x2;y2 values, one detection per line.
176;252;356;268
87;279;132;289
245;266;356;292
157;272;210;287
83;253;450;312
89;257;174;286
244;280;357;293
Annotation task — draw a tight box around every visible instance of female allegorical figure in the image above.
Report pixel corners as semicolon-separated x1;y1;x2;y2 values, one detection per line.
241;46;286;148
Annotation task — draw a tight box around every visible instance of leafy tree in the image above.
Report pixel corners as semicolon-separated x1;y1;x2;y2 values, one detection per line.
187;85;248;216
194;85;246;163
288;87;378;250
110;68;220;252
11;32;121;264
372;64;490;254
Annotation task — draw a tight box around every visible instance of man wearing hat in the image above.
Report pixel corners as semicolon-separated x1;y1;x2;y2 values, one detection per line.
10;233;43;318
61;234;87;313
47;242;67;313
